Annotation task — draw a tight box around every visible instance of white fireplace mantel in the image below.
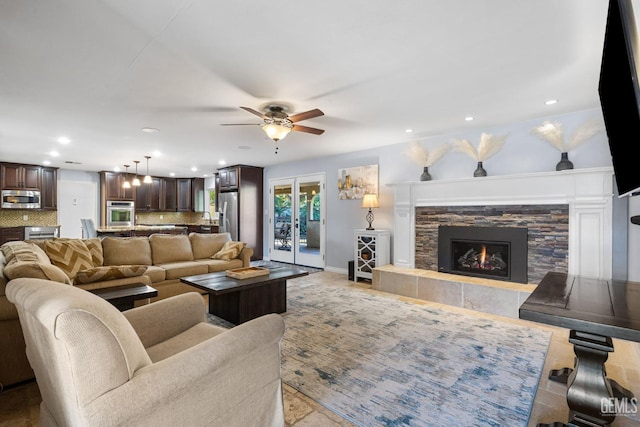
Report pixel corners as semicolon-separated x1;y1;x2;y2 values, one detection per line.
388;167;615;280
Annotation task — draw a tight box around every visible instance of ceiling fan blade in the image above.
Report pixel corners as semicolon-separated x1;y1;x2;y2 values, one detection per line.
239;106;267;119
220;123;261;126
288;108;324;123
292;124;325;135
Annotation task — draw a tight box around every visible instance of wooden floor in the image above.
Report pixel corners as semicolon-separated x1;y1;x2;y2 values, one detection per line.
2;271;639;427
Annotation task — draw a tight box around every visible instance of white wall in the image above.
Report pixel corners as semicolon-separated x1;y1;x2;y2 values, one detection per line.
57;170;100;238
264;107;633;276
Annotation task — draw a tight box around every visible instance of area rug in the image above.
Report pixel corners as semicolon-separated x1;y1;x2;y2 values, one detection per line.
280;282;552;427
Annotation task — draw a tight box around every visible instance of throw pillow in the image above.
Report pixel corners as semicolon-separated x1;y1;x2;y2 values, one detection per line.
44;239;94;280
74;265;148;285
4;261;71;285
212;241;246;261
189;232;231;259
84;237;104;267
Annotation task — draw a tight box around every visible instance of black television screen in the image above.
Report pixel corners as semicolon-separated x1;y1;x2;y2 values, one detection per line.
598;0;640;197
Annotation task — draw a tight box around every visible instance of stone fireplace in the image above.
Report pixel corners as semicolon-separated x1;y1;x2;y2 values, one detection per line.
389;167;616;282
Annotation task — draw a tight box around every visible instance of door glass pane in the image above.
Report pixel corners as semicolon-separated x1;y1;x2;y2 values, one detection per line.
297;180;321;255
273;184;292;252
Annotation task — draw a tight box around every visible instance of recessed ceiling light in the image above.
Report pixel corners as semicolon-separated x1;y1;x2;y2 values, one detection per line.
169;172;175;177
203;174;208;177
152;150;162;156
238;145;251;150
405;129;413;133
57;137;71;144
49;151;59;157
43;160;51;165
219;160;227;165
113;166;121;172
545;99;558;105
141;127;159;133
464;116;475;122
191;167;198;172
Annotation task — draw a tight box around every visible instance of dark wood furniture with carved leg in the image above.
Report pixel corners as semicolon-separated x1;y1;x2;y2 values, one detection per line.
180;266;308;324
520;272;640;427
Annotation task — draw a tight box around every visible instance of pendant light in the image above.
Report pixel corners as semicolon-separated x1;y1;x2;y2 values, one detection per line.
143;156;152;184
132;160;141;186
122;165;131;189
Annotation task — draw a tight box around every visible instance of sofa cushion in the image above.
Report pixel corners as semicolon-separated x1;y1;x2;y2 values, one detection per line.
102;237;152;266
75;265;148;285
149;234;194;265
4;260;71;284
212;241;246;261
44;239;94;280
143;265;166;283
2;241;48;264
198;258;244;273
156;261;208;280
189;233;231;259
84;237;104;267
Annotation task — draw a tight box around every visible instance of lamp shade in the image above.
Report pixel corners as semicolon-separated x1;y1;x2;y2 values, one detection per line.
361;194;379;209
262;123;292;142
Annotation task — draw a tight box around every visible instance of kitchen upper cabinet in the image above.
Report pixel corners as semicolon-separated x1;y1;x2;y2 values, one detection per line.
162;178;177;211
100;171;134;201
135;177;162;211
218;168;237;191
176;178;192;212
1;163;41;190
40;167;57;210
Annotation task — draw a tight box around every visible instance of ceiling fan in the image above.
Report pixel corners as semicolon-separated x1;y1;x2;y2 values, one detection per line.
221;105;325;153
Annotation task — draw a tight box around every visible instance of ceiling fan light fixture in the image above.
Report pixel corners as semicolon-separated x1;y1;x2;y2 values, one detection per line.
262;123;292;142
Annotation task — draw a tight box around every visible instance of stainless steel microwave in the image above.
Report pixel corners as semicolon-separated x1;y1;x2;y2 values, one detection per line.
1;189;41;209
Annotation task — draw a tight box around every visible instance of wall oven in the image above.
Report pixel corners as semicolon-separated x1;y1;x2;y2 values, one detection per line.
106;200;135;227
2;190;41;209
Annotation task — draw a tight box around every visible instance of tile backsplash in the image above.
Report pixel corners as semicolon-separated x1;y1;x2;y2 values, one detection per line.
0;210;58;227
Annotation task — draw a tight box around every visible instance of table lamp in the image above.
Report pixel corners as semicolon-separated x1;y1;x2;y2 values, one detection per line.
361;194;379;230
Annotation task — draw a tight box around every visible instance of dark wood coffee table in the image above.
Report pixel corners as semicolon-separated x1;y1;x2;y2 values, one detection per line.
180;266;309;324
90;283;158;311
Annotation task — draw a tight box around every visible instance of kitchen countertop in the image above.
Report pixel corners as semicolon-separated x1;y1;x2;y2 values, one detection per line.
97;225;188;232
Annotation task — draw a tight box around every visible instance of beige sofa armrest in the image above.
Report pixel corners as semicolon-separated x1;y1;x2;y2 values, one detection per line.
122;292;206;348
85;314;285;427
239;246;253;267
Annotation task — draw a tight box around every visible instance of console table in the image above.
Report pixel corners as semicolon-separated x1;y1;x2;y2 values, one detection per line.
519;272;640;426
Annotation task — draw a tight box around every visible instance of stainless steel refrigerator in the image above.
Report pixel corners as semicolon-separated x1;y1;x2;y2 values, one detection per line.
218;191;238;241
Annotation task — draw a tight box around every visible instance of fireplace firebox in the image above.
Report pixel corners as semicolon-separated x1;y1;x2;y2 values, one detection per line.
438;225;528;283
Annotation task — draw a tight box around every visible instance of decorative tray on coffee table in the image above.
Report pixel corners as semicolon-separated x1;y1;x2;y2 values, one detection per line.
226;266;270;279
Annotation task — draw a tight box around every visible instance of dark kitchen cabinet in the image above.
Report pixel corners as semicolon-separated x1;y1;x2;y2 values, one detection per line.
162;178;177;211
176;178;192;212
176;178;204;212
135;177;162;211
1;163;40;190
40;167;58;210
100;172;134;201
0;227;24;245
218;168;237;191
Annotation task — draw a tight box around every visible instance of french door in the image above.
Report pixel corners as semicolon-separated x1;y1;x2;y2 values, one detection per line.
269;174;325;268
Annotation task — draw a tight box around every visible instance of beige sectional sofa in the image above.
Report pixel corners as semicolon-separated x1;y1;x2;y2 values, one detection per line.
0;232;253;389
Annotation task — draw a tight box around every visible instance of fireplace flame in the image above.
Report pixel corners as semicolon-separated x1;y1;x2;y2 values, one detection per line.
480;245;487;268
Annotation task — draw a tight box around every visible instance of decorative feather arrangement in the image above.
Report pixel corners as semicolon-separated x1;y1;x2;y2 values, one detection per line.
406;141;450;167
531;118;605;152
452;133;508;161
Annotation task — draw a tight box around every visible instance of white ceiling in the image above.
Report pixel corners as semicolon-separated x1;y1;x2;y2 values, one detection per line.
0;0;612;178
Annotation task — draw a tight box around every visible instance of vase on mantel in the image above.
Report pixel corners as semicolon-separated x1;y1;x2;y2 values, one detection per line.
556;152;574;171
420;166;432;181
473;161;487;177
